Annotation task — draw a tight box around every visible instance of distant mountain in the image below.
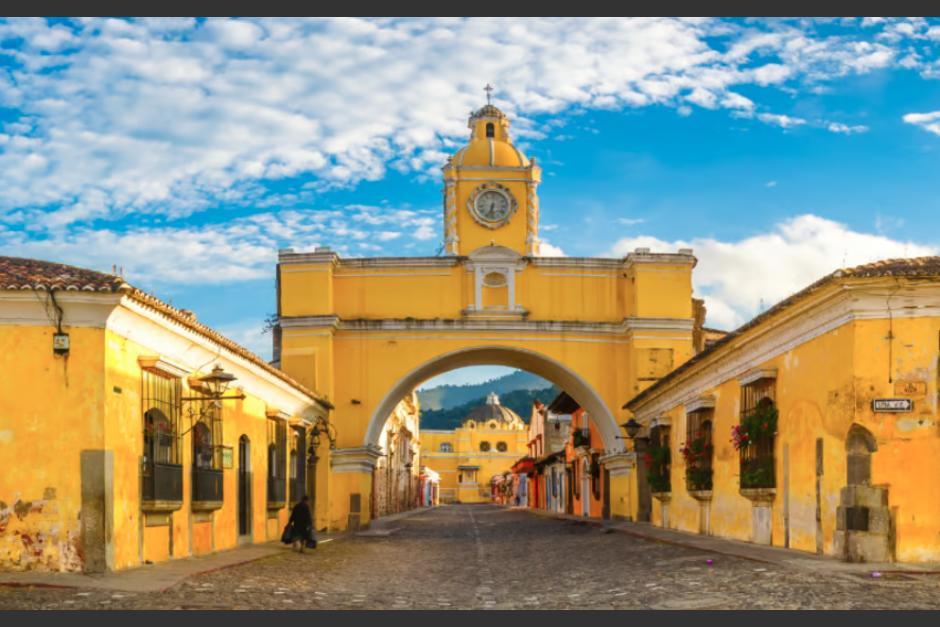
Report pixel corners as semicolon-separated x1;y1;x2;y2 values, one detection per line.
417;369;552;411
419;385;561;431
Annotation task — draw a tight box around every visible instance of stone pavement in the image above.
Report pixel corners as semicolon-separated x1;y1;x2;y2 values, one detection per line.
3;504;940;609
523;507;940;575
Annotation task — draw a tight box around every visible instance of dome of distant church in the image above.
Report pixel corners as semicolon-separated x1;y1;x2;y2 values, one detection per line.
462;392;526;430
450;103;531;168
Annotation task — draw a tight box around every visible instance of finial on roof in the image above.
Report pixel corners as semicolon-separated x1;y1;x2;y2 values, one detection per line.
484;83;494;105
487;391;500;405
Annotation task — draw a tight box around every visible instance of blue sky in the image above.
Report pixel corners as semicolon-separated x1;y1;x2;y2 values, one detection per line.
3;18;940;386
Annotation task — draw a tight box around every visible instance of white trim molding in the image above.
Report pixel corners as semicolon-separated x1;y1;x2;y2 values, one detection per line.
684;395;716;413
738;368;778;386
599;451;635;476
330;446;382;474
137;355;189;379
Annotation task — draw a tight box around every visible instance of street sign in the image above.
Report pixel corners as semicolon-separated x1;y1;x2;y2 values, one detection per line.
872;398;913;413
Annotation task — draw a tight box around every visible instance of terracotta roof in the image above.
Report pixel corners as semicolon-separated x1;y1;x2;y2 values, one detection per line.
0;256;127;292
625;256;940;411
0;256;331;410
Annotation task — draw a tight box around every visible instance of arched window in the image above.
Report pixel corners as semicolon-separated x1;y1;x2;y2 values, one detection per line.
144;409;175;465
193;422;213;469
440;442;453;453
486;122;495;138
496;441;508;452
480;441;491;452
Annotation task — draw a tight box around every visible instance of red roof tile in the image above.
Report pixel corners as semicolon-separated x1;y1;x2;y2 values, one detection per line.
0;256;330;409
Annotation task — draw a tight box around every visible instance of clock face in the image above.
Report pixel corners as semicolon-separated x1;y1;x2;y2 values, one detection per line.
474;190;511;223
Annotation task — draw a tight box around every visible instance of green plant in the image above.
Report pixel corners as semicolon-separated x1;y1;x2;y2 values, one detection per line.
643;443;671;493
680;432;713;491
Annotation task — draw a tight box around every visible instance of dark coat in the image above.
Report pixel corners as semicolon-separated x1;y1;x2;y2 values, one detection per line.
288;501;313;540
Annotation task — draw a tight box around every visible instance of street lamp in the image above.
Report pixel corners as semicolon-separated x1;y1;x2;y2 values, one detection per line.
619;418;642;440
199;364;237;398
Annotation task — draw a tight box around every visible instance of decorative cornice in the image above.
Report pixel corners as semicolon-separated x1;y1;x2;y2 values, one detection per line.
684;395;716;414
137;355;189;379
598;451;635;476
330;446;382;473
278;315;692;335
738;368;778;386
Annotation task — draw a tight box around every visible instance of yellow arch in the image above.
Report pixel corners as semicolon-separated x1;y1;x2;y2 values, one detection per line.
364;344;626;451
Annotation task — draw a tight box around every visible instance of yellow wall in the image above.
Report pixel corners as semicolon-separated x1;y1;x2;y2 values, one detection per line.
0;325;105;572
0;299;321;572
629;278;940;563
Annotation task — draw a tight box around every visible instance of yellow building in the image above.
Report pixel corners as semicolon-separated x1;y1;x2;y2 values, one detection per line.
276;101;703;531
420;392;528;503
625;257;940;563
0;257;332;572
372;392;421;519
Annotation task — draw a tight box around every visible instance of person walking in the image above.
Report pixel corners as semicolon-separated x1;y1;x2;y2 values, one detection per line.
287;495;315;553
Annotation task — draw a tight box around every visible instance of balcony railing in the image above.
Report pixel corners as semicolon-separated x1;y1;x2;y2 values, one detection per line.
267;475;286;508
142;462;183;509
740;436;775;489
572;428;591;449
192;467;223;509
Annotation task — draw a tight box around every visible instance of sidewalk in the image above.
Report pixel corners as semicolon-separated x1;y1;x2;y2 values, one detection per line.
0;531;342;593
524;507;940;576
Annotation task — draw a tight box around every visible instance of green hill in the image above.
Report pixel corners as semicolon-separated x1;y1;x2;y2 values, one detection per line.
419;385;560;431
417;369;551;411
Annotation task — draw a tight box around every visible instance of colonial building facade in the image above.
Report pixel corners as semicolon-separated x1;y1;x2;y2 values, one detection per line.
420;393;528;503
372;392;421;519
0;257;331;572
275;101;701;530
625;258;940;563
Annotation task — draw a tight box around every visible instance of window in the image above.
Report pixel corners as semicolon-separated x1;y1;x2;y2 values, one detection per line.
496;441;508;452
645;425;671;493
737;378;777;489
591;453;601;500
141;370;183;506
267;418;287;506
191;395;224;508
683;409;714;492
488;421;498;430
191;395;222;470
440;442;453;453
486;122;495;138
480;441;491;452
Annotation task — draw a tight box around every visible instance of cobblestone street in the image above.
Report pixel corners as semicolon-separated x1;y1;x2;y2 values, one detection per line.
4;504;940;610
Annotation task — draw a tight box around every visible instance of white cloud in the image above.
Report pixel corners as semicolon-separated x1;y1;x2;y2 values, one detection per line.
827;121;869;134
765;180;778;188
756;112;807;128
605;214;937;330
903;110;940;136
616;217;646;226
538;240;565;256
0;17;933;227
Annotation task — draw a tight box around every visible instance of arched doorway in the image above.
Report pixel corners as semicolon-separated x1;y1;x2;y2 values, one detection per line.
835;424;891;562
237;435;252;541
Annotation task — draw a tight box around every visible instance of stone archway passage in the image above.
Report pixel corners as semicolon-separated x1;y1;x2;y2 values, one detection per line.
363;345;624;451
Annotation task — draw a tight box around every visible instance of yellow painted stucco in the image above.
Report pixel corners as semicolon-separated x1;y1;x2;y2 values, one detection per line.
627;275;940;563
277;104;699;532
0;288;328;572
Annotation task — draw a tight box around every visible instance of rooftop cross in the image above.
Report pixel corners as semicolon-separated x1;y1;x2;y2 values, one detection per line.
484;83;494;105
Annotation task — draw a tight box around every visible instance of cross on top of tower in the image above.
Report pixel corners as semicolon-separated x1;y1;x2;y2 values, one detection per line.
484;83;494;105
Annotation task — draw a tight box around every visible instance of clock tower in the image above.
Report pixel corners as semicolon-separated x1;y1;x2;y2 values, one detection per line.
442;93;542;257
